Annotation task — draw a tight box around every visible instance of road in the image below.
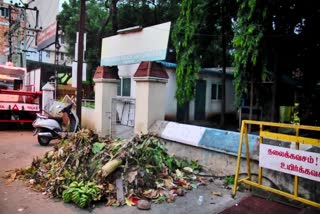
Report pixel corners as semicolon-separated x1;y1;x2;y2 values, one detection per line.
0;130;248;214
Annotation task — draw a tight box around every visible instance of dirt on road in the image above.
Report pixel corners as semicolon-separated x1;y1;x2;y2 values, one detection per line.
0;130;248;214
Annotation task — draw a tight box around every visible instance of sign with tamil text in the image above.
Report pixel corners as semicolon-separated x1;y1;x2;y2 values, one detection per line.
260;144;320;182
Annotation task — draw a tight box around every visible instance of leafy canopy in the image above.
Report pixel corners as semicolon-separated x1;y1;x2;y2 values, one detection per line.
57;0;110;81
232;0;267;105
172;0;202;106
58;0;180;84
172;0;236;106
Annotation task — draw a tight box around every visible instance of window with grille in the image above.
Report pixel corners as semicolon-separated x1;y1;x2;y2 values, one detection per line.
117;78;131;97
60;52;64;60
122;78;131;97
0;7;9;18
211;83;222;100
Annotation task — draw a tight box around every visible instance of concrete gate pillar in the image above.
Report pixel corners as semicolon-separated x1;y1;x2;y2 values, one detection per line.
93;66;119;136
133;61;169;134
41;82;55;114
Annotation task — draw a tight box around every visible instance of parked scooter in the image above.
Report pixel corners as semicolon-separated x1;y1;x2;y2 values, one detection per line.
32;103;79;146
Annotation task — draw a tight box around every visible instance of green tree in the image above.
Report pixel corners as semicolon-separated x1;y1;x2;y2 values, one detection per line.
117;0;180;29
172;0;236;124
232;0;320;123
58;0;180;86
232;0;266;106
57;0;111;85
172;0;202;108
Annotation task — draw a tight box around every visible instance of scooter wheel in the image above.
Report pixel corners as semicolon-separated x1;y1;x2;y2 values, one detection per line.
38;135;51;146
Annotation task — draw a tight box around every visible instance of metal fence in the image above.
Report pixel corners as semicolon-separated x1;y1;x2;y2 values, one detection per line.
82;99;95;108
111;97;135;137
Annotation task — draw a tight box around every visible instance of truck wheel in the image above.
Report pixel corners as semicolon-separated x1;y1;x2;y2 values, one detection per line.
38;134;51;146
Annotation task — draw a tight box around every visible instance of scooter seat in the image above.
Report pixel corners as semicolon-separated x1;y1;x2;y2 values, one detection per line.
48;116;63;124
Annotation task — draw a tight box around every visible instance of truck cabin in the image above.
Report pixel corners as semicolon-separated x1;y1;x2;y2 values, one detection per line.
0;75;23;90
0;64;36;104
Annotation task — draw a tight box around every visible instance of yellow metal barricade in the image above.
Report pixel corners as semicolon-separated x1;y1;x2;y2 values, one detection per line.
232;120;320;208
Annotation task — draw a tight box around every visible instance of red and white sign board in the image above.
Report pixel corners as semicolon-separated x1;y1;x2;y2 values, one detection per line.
37;22;57;50
260;144;320;182
0;103;40;111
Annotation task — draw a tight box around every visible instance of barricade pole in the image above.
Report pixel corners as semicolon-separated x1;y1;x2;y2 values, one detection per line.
294;127;300;197
232;121;245;197
258;124;263;185
244;125;251;180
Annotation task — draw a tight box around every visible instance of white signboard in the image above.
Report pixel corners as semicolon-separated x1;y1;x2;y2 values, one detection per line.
260;144;320;182
72;62;87;88
101;22;171;66
75;32;87;61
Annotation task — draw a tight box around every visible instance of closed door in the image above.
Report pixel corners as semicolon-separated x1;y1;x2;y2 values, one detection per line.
195;80;206;120
177;102;189;122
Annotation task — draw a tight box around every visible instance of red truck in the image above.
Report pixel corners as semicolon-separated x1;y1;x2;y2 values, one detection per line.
0;64;42;124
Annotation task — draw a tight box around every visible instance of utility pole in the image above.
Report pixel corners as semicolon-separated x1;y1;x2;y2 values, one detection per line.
8;5;12;62
22;7;27;67
220;0;226;128
54;21;60;100
76;0;86;125
7;1;39;66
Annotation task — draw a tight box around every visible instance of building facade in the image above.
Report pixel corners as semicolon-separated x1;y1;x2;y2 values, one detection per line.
26;0;71;66
0;2;9;57
115;61;236;122
0;1;25;65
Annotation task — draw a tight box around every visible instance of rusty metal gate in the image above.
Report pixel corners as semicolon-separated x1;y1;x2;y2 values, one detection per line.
111;97;135;138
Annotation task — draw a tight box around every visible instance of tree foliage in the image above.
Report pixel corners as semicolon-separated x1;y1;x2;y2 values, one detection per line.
232;0;267;105
56;0;320;124
172;0;236;106
117;0;180;29
232;0;320;124
57;0;110;83
172;0;203;106
198;0;236;67
58;0;181;84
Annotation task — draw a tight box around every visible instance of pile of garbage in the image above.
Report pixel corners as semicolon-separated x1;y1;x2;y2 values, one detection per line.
18;129;205;209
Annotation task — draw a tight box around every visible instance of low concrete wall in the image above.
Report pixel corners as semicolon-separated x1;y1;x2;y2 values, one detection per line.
150;120;260;177
81;107;95;130
150;120;320;203
48;102;96;131
150;121;260;159
164;139;255;176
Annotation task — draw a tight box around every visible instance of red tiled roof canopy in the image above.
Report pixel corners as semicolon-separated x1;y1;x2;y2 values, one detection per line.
134;61;169;79
93;66;119;79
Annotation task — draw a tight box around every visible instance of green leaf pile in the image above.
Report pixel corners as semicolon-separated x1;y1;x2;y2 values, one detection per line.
19;129;204;208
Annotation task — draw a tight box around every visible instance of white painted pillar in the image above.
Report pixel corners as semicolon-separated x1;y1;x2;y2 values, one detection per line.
41;82;54;114
133;62;169;134
93;66;119;136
